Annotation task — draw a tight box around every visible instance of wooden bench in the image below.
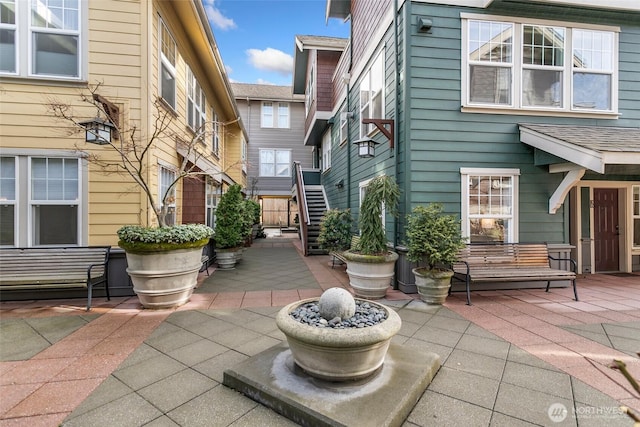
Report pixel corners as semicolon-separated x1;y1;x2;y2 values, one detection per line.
0;246;111;311
452;243;577;305
330;236;360;268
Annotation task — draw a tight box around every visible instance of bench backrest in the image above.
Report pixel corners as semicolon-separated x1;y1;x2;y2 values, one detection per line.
456;243;550;268
0;246;111;284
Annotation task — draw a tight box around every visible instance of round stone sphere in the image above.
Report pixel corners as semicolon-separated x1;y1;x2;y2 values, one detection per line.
318;288;356;320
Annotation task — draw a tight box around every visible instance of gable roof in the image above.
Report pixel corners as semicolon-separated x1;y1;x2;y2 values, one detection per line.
519;123;640;173
292;35;348;94
230;83;303;102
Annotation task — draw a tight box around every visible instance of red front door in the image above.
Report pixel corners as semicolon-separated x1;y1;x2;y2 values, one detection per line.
594;188;619;272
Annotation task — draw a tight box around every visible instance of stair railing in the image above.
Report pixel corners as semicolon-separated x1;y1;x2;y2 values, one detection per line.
293;161;310;256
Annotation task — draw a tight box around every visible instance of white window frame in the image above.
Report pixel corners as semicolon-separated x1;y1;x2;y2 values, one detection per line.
261;102;273;128
186;65;206;134
339;110;348;145
0;156;17;246
633;185;640;249
159;17;177;109
359;176;386;232
360;50;385;137
241;136;247;173
158;164;176;226
321;130;331;172
259;149;291;177
461;167;520;243
306;66;314;115
1;0;85;79
461;14;619;115
205;177;218;229
277;102;290;128
212;109;220;155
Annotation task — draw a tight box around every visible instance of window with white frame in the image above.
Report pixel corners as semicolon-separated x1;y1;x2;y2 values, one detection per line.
360;51;384;136
359;177;386;231
159;165;176;226
633;185;640;248
321;130;331;172
278;103;290;128
31;157;80;245
0;156;16;246
241;136;247;173
205;177;218;229
187;66;206;133
261;102;273;128
259;149;291;177
212;110;220;155
0;0;82;78
159;18;176;109
463;16;617;113
461;168;519;243
306;66;314;114
340;110;348;144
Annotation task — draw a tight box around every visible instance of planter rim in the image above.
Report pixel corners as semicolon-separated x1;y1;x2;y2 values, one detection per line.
276;298;401;347
342;250;399;264
118;238;209;254
412;267;455;278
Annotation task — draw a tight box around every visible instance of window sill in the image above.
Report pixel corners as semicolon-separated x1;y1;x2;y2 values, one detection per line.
0;75;87;88
461;105;620;120
157;98;179;117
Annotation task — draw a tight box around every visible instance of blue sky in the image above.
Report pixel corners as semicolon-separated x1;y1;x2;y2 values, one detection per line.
204;0;350;86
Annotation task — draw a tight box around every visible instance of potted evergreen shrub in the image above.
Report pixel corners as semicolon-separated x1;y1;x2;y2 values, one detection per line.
406;203;467;304
317;209;353;264
342;175;400;299
214;184;245;269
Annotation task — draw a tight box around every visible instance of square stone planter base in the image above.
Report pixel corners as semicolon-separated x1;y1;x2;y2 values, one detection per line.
223;343;441;427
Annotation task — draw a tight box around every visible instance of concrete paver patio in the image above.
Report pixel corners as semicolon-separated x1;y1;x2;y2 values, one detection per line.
1;235;639;426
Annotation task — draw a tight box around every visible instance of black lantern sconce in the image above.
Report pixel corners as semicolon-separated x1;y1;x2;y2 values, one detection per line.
79;118;116;145
335;179;345;189
353;136;378;158
354;118;394;158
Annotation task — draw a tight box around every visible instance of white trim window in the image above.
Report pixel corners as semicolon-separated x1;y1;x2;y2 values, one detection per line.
211;109;220;155
241;135;247;173
186;66;206;133
0;156;17;246
306;66;314;114
360;50;384;136
321;130;331;172
1;0;83;78
205;177;217;229
30;157;80;245
159;165;176;226
462;15;617;113
633;185;640;249
461;168;520;243
159;17;176;109
261;102;273;128
259;149;291;177
359;177;386;231
340;110;348;144
278;103;290;128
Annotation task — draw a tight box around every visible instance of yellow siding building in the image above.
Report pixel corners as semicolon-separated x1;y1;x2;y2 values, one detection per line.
0;0;247;247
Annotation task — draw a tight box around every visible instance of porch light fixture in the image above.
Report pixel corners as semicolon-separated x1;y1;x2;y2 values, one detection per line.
361;118;394;150
79;118;115;145
353;136;378;158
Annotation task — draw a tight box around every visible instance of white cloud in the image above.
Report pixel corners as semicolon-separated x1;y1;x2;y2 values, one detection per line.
246;48;293;76
203;0;236;30
256;79;276;85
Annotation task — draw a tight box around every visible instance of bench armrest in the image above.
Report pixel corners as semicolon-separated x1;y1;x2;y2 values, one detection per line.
548;255;577;273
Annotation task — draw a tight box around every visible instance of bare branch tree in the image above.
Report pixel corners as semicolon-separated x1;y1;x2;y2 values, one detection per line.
47;82;245;228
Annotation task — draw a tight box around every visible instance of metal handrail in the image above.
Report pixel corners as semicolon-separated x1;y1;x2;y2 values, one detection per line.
293;162;309;255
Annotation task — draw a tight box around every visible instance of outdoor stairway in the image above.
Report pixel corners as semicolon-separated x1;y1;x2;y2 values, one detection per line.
304;185;328;255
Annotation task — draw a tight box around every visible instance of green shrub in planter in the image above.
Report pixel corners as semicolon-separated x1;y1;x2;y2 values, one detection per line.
117;224;213;253
406;203;466;270
214;184;244;249
317;209;353;253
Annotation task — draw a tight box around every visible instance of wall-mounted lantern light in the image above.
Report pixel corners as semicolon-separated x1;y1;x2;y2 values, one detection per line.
79;118;115;144
353;136;378;158
335;178;345;189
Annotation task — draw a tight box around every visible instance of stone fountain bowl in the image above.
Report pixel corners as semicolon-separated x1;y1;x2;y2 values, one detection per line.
275;297;402;382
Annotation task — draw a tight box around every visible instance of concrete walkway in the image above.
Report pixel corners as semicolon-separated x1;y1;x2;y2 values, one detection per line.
1;236;639;426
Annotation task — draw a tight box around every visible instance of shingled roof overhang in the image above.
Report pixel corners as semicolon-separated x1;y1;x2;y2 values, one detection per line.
519;123;640;214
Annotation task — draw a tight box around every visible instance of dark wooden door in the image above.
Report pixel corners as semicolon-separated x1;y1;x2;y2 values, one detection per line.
594;188;619;272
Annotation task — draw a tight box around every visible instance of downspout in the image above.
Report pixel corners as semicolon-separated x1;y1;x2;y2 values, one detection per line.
346;14;353;210
393;0;399;247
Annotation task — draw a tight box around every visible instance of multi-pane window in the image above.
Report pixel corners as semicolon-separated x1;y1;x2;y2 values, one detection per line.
0;0;16;73
306;66;314;114
159;18;176;109
463;16;617;113
461;168;519;243
31;157;79;245
261;102;273;128
0;0;81;78
340;110;348;144
278;103;290;128
159;165;176;226
633;186;640;248
360;51;384;136
212;110;220;155
259;149;291;177
187;66;206;133
0;156;16;245
205;177;217;229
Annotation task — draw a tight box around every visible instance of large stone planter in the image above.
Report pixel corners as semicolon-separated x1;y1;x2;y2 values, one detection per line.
125;246;203;309
343;250;399;299
276;297;401;381
413;267;454;305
